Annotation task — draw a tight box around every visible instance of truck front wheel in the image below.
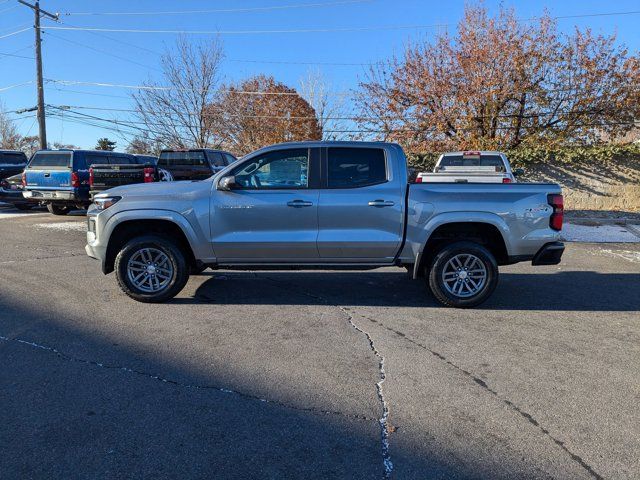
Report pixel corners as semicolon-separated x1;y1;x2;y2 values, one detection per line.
114;235;190;303
427;241;498;308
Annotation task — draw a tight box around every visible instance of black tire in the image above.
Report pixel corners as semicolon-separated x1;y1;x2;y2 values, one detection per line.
14;203;33;210
114;235;190;303
190;264;208;275
427;241;498;308
46;203;70;216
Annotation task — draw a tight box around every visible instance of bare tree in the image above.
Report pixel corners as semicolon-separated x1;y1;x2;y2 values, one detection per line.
132;36;224;149
300;69;348;140
210;75;322;155
356;4;640;152
0;104;21;150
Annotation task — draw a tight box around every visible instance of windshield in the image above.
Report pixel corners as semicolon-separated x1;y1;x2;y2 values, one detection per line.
439;154;505;171
0;152;27;165
158;151;206;167
28;152;72;168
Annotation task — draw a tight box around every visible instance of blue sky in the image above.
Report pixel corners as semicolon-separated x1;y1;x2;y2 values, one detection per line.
1;0;638;149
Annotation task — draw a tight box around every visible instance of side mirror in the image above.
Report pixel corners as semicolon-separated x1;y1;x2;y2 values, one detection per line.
513;168;525;177
218;175;237;191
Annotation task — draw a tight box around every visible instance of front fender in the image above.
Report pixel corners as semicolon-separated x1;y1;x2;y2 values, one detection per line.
99;208;213;263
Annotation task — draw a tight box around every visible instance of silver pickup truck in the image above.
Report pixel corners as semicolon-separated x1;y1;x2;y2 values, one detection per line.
86;141;564;308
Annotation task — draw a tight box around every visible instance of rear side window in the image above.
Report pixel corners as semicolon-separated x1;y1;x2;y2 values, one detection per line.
327;148;387;188
159;151;207;167
29;152;71;168
224;153;237;166
0;152;27;165
439;154;505;171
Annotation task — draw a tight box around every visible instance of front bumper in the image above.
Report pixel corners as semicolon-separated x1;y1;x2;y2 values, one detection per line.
532;241;565;265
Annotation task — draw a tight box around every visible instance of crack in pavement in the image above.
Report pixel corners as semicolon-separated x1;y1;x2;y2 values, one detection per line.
0;253;80;266
0;334;375;423
257;277;394;480
348;311;604;480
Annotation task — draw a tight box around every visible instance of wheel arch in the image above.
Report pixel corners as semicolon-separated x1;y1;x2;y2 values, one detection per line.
104;217;198;274
413;219;510;279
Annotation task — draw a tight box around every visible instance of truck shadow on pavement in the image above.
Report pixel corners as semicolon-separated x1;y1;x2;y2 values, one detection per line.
0;293;542;480
185;270;640;312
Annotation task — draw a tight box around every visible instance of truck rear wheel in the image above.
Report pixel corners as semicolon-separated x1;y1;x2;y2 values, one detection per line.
46;203;70;215
114;235;190;303
427;241;498;308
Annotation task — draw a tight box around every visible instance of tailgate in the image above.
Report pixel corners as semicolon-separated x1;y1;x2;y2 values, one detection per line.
25;169;73;190
91;164;148;188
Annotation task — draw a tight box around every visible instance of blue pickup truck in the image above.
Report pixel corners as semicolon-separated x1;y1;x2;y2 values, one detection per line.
23;149;137;215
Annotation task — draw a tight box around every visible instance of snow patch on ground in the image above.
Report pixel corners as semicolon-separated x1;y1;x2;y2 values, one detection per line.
34;222;85;232
596;249;640;264
561;223;640;243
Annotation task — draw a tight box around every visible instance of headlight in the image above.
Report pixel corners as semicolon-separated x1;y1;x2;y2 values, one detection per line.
93;196;121;211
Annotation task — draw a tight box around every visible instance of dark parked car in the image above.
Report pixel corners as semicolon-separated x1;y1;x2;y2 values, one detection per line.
23;149;138;215
0;173;33;210
0;150;28;181
157;149;236;181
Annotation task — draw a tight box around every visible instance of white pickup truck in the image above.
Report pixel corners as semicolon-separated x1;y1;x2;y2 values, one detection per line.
86;141;564;308
416;151;523;184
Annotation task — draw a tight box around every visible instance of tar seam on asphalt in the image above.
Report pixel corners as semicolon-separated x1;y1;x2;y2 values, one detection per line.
0;335;375;423
257;276;394;480
349;311;605;480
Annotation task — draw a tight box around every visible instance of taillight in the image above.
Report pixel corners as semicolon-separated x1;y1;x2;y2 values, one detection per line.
89;167;94;187
548;194;564;231
71;172;80;188
502;177;512;183
21;171;26;187
143;167;155;183
415;176;423;183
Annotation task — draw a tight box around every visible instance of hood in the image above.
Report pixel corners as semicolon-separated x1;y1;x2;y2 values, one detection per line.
99;179;212;199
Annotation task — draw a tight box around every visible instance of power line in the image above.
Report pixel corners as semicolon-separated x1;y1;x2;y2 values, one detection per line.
43;9;640;36
43;23;451;36
0;81;33;92
0;27;31;40
64;0;372;16
45;78;353;96
43;31;162;72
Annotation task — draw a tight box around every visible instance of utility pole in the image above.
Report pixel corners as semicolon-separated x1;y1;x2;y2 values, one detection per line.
18;1;58;150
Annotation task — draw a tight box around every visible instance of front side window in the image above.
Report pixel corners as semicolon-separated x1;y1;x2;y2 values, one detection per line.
232;149;308;189
327;148;387;188
158;151;206;167
209;152;225;168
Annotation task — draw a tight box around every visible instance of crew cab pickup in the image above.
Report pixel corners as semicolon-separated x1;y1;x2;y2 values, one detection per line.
86;141;564;308
23;149;137;215
417;151;523;184
89;154;156;197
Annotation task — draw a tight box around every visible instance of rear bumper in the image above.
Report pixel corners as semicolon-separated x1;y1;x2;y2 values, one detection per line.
532;241;565;266
23;189;90;206
0;188;29;203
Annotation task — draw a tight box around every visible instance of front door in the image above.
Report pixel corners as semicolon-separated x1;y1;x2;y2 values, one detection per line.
210;147;320;262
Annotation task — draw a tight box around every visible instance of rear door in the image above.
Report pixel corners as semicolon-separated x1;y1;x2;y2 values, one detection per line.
25;151;73;194
317;146;404;261
210;147;320;262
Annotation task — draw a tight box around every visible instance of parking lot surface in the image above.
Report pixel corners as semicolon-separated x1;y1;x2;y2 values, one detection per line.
1;205;639;479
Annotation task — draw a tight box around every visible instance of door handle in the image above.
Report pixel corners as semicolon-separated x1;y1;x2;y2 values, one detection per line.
287;200;314;207
368;200;395;207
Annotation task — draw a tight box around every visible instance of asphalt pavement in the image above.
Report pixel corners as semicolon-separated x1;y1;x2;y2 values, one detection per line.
0;204;639;479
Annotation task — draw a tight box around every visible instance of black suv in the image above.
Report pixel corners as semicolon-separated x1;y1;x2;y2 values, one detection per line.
157;149;237;181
